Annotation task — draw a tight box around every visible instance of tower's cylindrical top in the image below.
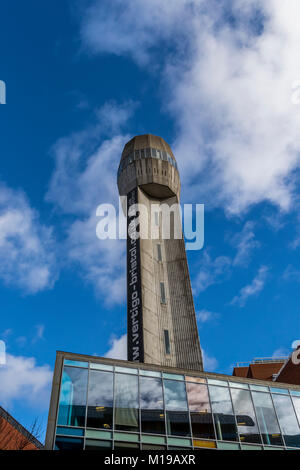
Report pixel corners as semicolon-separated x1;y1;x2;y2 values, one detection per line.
121;134;176;162
118;134;180;199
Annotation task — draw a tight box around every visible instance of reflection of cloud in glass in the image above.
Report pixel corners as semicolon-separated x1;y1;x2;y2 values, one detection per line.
88;370;113;406
0;341;5;365
186;383;210;412
164;380;188;411
140;377;164;410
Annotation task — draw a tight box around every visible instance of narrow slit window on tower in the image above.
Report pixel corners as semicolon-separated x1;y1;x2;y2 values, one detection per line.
164;330;170;355
160;282;166;304
157;244;162;261
155;211;159;226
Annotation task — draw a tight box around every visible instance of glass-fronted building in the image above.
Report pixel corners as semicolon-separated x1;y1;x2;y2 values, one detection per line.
45;352;300;451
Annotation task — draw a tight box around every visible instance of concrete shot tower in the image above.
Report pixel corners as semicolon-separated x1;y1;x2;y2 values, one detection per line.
118;134;203;371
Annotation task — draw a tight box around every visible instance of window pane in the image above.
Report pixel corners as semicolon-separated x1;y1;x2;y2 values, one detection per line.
230;389;261;444
157;244;162;261
209;385;238;442
85;439;112;450
292;396;300;425
56;427;84;437
114;442;139;449
273;395;300;447
186;383;215;440
115;373;139;432
160;282;166;303
55;437;83;450
166;411;190;437
164;380;188;411
87;370;113;430
140;377;165;434
57;366;88;427
164;330;170;355
252;392;283;446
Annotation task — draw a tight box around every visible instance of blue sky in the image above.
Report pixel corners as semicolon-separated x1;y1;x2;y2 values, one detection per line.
1;0;300;441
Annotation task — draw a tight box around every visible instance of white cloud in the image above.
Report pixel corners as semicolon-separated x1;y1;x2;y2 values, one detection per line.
232;221;259;267
32;325;45;344
202;349;218;372
46;102;135;303
80;0;300;216
197;309;218;324
0;183;57;294
193;251;231;293
105;334;127;360
231;265;268;306
0;354;52;409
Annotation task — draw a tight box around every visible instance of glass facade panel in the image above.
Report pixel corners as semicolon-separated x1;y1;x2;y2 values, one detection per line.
252;392;283;446
229;382;249;390
85;430;112;439
139;369;161;378
85;439;112;450
90;363;113;372
55;437;83;450
272;394;300;447
166;411;190;437
209;385;238;442
57;366;88;427
163;373;184;381
115;366;138;375
230;389;261;444
193;440;216;449
87;370;113;430
164;380;188;411
217;442;240;450
186;383;215;439
185;376;206;384
292;396;300;425
167;437;191;447
64;360;88;368
56;426;84;437
207;379;228;387
114;433;139;442
114;442;139;449
250;384;269;392
114;373;139;432
270;387;289;395
142;444;165;450
140;377;165;434
141;435;166;445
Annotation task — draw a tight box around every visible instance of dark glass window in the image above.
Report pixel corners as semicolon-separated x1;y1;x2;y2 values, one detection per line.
140;377;165;434
230;389;261;444
55;437;83;450
209;385;238;442
164;330;170;355
135;150;140;159
151;148;157;158
166;411;191;437
115;373;139;432
86;370;113;430
146;148;151;158
272;394;300;447
140;149;145;159
85;439;112;450
114;442;139;449
186;383;215;439
252;392;283;446
157;244;162;261
160;282;166;304
57;366;88;427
